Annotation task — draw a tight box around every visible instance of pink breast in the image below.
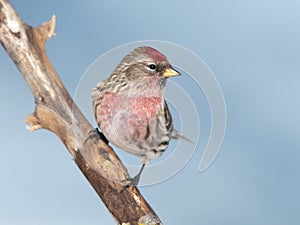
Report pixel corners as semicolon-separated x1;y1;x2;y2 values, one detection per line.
96;92;162;139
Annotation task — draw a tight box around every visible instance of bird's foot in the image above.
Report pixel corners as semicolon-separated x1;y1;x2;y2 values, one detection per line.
120;174;141;193
120;163;145;193
84;128;109;145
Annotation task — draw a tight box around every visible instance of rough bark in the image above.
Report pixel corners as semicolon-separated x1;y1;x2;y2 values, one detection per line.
0;1;161;224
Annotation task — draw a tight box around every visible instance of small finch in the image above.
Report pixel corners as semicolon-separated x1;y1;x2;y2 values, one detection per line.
92;46;187;188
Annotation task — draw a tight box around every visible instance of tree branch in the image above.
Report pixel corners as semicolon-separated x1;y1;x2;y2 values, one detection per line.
0;1;161;224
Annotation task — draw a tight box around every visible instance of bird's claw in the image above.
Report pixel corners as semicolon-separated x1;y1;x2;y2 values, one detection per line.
120;163;145;193
84;128;109;145
120;175;141;193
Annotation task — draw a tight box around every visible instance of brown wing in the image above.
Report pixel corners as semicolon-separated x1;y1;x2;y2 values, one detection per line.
163;100;174;133
164;100;193;143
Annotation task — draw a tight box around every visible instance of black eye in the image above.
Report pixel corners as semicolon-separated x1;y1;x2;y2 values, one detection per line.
148;64;157;70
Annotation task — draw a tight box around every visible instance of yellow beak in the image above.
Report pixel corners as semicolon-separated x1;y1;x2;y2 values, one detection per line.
163;67;181;78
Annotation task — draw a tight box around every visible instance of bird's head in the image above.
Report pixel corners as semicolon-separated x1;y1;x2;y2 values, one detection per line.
108;46;180;97
114;46;180;83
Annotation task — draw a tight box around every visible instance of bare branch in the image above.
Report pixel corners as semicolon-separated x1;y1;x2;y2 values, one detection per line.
0;0;162;224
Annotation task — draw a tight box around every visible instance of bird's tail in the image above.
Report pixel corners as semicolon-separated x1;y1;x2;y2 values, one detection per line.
171;130;194;144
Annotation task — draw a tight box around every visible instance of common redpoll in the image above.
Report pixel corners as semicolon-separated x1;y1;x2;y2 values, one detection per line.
92;46;186;188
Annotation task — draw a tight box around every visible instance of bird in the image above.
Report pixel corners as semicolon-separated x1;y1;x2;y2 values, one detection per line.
92;46;187;189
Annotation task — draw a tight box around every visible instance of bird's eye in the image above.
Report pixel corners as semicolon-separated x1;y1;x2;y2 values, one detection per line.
148;64;157;70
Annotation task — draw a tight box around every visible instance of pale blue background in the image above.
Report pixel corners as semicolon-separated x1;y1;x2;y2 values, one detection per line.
1;1;299;225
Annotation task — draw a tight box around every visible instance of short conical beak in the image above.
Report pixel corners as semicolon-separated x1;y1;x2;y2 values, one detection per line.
162;67;181;78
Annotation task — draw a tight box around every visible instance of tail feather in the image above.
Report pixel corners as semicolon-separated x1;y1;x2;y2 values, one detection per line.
171;130;194;144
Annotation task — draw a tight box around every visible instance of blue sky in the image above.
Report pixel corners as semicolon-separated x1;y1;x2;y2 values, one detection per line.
1;1;299;224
